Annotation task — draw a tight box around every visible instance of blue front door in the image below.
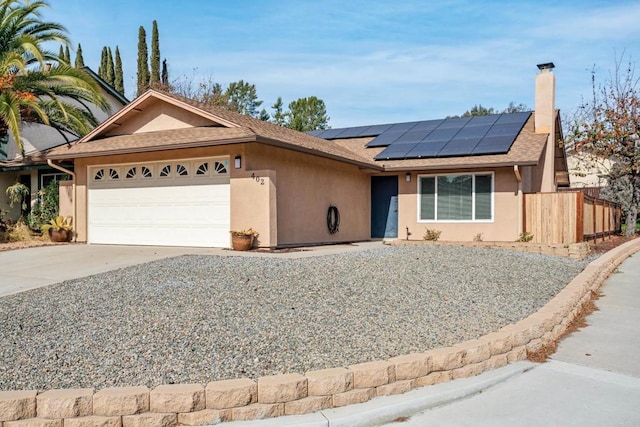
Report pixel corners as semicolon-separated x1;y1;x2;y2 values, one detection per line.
371;176;398;238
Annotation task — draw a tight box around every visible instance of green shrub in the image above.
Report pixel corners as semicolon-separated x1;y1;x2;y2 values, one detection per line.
26;180;60;232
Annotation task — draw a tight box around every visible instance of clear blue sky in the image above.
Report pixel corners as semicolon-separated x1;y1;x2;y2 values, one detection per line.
43;0;640;128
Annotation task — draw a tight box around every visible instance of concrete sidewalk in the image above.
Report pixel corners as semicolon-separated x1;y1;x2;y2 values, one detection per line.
224;251;640;427
0;241;384;297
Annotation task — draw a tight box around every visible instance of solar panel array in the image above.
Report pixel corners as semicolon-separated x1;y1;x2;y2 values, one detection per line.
310;112;531;160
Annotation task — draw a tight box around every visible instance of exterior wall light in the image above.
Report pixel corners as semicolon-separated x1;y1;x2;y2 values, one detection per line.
234;155;242;169
405;172;411;182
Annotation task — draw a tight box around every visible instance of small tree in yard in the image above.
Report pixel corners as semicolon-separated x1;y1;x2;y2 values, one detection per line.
567;58;640;236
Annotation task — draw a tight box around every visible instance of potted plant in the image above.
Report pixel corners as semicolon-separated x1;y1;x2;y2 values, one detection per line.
41;216;73;242
230;228;259;251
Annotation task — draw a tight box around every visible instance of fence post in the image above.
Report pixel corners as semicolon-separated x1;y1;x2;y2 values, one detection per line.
576;191;584;243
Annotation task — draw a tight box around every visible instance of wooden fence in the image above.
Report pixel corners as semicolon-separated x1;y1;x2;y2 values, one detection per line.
523;192;621;244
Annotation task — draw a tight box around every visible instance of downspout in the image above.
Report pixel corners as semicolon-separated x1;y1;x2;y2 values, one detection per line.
514;165;523;235
47;159;76;242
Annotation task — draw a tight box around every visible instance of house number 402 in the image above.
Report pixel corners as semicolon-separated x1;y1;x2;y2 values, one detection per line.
251;173;265;185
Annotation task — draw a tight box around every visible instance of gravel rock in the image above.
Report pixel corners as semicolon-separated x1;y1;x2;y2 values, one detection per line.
0;246;586;391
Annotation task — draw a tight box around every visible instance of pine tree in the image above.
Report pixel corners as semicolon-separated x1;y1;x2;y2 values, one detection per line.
64;45;71;63
106;47;115;86
150;20;160;87
137;26;149;96
114;46;124;95
75;43;85;68
271;97;285;126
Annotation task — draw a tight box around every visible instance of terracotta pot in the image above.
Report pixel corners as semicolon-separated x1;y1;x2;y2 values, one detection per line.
231;234;254;251
49;229;69;242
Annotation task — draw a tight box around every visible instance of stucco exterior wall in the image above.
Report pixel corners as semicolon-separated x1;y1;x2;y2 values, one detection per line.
71;143;369;247
245;143;371;246
108;102;217;136
58;180;73;220
398;167;521;242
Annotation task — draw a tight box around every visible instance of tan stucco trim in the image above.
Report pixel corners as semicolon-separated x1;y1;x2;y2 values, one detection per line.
382;160;540;172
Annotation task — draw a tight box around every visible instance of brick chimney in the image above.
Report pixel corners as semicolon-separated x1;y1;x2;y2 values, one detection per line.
535;62;557;192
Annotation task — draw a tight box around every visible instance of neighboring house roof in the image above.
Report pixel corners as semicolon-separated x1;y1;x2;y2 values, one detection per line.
0;67;128;166
47;90;381;170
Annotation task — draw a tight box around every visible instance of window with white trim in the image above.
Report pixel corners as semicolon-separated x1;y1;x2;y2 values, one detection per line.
418;173;493;221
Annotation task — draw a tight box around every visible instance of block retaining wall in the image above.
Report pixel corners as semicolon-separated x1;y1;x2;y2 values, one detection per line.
1;239;638;426
392;239;592;259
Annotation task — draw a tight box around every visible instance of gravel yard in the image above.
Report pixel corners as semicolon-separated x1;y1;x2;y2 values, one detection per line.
0;245;587;391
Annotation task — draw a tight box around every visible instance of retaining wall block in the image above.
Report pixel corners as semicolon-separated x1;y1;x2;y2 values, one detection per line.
150;384;205;413
93;386;149;416
427;346;465;371
526;312;556;333
485;354;509;370
3;418;63;427
206;378;256;410
481;331;513;356
257;373;307;404
121;412;177;427
0;390;36;421
526;338;544;353
231;403;284;421
376;380;414;397
62;415;122;427
413;370;452;388
305;367;353;396
506;345;527;363
331;388;376;408
451;361;486;380
36;388;93;419
177;408;229;426
388;353;432;381
348;360;396;389
456;338;492;364
284;396;332;416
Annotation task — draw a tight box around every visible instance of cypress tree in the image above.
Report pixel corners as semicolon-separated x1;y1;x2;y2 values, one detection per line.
150;20;161;87
114;46;124;96
106;47;115;86
64;46;71;63
161;58;169;87
58;45;65;63
137;26;149;96
75;43;85;68
99;46;108;80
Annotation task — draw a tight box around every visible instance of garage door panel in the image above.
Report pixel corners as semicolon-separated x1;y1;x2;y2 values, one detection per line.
88;159;230;248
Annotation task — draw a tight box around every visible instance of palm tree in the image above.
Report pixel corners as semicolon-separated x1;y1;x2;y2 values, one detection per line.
0;0;109;155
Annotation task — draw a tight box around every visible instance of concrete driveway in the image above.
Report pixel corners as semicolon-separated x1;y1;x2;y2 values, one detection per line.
0;244;225;297
0;242;383;297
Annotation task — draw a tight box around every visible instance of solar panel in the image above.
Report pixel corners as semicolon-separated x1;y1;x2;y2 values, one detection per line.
437;117;471;128
406;140;450;158
358;124;393;136
313;128;346;139
395;129;436;143
331;126;371;138
472;135;516;155
466;115;501;126
454;124;492;139
374;142;419;160
307;130;323;137
495;111;531;124
436;137;483;157
365;131;407;147
485;123;525;137
419;127;461;142
411;119;444;130
386;121;420;133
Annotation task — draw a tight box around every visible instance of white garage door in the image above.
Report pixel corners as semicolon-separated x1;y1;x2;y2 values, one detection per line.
88;157;230;247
